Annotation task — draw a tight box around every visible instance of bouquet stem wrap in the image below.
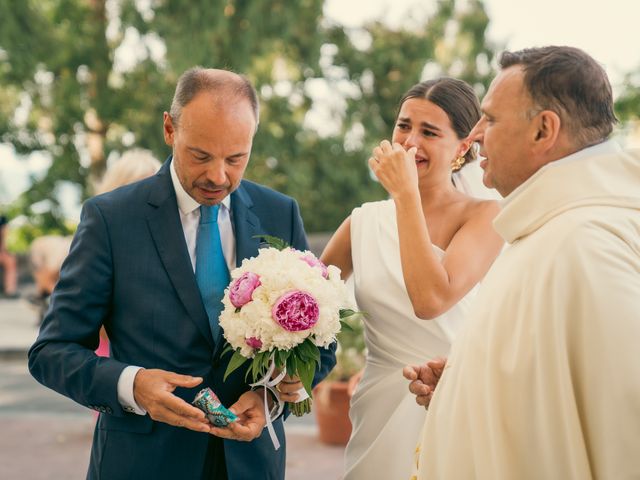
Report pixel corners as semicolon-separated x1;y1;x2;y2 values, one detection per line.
249;357;286;450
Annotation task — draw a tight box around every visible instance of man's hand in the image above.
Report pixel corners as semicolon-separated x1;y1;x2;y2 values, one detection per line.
275;374;303;402
209;390;266;441
133;368;210;432
403;357;447;409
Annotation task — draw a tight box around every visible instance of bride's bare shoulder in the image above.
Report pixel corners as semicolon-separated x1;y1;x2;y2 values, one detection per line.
462;197;500;224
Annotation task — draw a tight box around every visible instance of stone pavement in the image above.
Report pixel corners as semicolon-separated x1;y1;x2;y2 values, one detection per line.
0;297;346;480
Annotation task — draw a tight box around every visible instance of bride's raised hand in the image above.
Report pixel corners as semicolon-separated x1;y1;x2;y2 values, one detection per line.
368;140;418;200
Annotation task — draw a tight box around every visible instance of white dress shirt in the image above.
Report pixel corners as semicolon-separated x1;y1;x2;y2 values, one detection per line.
117;161;236;414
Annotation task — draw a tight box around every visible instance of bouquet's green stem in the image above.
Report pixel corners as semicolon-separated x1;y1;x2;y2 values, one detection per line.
290;398;312;416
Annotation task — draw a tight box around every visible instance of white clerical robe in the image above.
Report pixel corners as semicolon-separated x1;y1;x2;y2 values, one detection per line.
417;141;640;480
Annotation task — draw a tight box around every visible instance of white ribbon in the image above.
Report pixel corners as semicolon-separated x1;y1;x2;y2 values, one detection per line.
250;356;286;450
293;386;310;403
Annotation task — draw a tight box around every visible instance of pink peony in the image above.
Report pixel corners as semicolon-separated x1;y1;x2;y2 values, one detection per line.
272;291;320;332
245;337;263;349
229;272;261;308
300;253;328;279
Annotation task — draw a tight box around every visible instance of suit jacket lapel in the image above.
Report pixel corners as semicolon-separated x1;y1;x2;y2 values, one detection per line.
231;183;262;267
146;160;214;349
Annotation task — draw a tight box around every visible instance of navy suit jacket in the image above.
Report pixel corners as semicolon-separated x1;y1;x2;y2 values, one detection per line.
28;159;336;479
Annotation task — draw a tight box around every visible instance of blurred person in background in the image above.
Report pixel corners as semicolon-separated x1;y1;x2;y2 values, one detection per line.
30;235;72;323
93;149;162;357
94;148;162;196
27;150;160;331
0;214;19;299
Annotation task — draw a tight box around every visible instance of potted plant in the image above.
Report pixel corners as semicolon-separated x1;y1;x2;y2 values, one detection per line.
313;313;366;445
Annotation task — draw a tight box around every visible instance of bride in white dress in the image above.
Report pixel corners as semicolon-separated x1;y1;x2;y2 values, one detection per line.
321;78;503;480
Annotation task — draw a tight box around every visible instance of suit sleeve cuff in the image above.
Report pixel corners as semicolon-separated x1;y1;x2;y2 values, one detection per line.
251;385;284;422
117;366;147;415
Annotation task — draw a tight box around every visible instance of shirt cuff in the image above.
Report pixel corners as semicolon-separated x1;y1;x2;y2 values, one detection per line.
117;365;147;415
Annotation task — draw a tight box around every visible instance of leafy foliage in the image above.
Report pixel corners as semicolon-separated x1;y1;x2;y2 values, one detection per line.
328;309;366;381
253;234;290;251
615;69;640;122
222;337;321;416
1;0;498;235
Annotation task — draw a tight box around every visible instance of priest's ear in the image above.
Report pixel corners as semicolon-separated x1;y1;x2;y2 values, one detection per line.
530;109;561;153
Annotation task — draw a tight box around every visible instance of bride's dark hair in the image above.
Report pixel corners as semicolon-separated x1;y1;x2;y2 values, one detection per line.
397;78;480;167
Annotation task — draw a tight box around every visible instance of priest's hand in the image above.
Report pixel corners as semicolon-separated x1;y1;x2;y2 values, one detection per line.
403;357;447;409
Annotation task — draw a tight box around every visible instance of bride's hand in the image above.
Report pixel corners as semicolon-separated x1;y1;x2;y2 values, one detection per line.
368;140;418;200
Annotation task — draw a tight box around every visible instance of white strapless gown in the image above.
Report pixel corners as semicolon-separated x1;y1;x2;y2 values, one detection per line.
344;199;477;480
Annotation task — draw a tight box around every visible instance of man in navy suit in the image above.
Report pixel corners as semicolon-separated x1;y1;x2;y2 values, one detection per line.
28;68;336;479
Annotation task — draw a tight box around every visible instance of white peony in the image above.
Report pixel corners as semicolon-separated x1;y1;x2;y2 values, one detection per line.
218;247;349;358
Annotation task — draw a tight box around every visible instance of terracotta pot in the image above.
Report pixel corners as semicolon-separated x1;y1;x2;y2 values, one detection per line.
313;380;352;445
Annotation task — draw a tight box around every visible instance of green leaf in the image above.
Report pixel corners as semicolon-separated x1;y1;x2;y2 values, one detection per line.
340;308;360;319
260;351;273;377
283;348;318;397
275;349;289;369
296;339;312;359
286;353;298;379
311;346;321;364
221;343;234;357
299;338;320;363
252;234;290;251
250;351;267;381
297;354;317;396
223;351;249;381
249;353;260;381
244;351;275;383
339;319;355;332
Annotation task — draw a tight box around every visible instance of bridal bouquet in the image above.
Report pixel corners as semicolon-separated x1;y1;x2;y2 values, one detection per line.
220;236;357;417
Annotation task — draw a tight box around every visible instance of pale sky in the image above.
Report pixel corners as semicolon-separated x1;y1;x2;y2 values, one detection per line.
324;0;640;88
2;0;640;208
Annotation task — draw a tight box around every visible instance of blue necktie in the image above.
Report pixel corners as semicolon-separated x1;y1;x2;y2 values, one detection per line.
195;205;230;340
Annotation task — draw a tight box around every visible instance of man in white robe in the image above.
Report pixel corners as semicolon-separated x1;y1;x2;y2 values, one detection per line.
407;46;640;479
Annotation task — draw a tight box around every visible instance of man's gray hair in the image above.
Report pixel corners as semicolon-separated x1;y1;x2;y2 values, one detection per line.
169;67;259;129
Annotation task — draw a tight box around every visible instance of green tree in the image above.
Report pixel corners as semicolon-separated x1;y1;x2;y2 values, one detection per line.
325;0;495;165
0;0;498;236
0;0;336;232
141;0;357;232
615;70;640;122
0;0;173;241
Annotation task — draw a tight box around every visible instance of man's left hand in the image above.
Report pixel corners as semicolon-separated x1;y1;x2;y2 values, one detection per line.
275;374;303;403
208;390;266;441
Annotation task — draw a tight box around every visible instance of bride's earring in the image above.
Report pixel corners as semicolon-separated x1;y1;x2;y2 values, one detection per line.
451;155;465;172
